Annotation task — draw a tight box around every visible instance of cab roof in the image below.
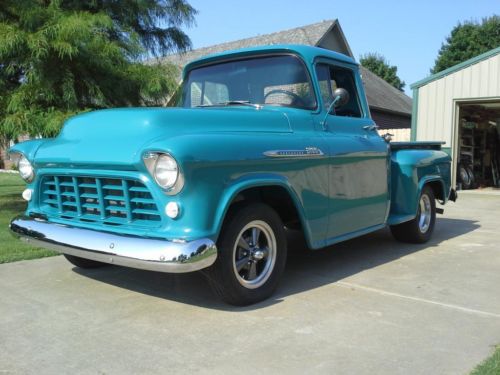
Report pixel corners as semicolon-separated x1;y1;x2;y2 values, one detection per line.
182;44;357;78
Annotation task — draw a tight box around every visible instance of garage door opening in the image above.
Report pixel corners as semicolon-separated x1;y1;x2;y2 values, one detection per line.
457;101;500;190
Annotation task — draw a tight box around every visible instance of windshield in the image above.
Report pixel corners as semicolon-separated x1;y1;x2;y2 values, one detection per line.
180;55;316;110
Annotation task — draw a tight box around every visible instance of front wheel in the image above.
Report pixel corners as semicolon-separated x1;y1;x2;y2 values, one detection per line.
390;185;436;243
207;203;287;306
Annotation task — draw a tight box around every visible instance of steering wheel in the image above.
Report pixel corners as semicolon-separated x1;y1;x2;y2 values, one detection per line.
264;89;307;107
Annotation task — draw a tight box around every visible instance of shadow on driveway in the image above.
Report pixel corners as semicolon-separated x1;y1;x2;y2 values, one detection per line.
73;217;479;311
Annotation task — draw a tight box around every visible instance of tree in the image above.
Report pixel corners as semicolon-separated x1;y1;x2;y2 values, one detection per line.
0;0;197;142
432;15;500;74
360;53;405;91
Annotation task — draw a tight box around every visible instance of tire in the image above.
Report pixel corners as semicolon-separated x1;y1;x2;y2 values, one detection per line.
459;164;472;189
207;203;287;306
466;165;475;189
63;254;109;269
390;185;436;244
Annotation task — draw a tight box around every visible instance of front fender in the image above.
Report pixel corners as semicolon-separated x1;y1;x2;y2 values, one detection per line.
9;139;48;164
141;132;329;245
211;173;311;244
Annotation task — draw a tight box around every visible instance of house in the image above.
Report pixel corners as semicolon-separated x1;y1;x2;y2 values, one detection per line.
160;19;412;136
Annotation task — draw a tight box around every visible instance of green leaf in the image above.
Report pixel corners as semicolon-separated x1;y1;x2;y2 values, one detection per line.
0;0;196;140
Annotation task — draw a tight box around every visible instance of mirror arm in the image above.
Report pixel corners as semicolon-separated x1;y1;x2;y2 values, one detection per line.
321;96;341;130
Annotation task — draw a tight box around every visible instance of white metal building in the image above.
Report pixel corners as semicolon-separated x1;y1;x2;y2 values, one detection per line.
411;47;500;189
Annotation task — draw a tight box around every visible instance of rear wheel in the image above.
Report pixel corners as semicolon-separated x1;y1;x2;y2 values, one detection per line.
207;203;287;306
390;185;436;243
63;254;109;269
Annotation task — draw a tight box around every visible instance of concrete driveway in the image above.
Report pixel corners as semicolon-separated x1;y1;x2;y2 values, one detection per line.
1;193;499;374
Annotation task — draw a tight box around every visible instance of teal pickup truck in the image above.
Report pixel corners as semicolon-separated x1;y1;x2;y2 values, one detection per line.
9;45;456;305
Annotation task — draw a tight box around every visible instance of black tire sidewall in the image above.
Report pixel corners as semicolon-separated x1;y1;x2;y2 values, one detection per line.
459;164;471;189
390;185;436;244
209;203;287;306
466;165;475;188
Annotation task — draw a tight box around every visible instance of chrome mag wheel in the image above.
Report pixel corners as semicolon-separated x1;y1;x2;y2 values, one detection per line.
418;193;432;233
232;220;277;289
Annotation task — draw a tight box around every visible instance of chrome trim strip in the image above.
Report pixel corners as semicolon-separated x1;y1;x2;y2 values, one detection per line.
10;216;217;273
263;147;325;158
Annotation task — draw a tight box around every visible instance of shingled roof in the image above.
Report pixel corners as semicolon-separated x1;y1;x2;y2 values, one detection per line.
360;66;412;115
161;19;412;116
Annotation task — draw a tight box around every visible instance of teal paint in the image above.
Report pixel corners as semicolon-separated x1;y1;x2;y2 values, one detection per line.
388;148;451;222
442;147;452;156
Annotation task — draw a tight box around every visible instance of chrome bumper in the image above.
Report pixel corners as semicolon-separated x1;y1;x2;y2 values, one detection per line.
10;216;217;273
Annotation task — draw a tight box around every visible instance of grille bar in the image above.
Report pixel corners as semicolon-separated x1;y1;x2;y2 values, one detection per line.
54;176;63;212
72;177;82;216
121;179;132;222
95;179;106;220
40;175;161;228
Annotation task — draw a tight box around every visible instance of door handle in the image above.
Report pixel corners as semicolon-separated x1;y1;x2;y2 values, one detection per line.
363;125;379;131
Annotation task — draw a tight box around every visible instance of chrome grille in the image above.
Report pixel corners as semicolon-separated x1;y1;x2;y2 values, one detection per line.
39;175;161;227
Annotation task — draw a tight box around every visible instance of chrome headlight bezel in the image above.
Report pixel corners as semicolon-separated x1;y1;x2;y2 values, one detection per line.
142;151;184;195
10;152;35;183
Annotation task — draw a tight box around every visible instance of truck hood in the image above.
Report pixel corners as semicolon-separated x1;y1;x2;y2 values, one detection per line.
34;107;291;168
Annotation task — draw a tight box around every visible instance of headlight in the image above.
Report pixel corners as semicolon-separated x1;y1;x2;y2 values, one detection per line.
15;154;35;182
143;152;183;194
154;154;178;188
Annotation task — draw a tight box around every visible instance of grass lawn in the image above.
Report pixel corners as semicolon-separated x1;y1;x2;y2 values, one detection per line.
471;346;500;375
0;173;58;263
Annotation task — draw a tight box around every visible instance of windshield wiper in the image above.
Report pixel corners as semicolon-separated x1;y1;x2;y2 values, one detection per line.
196;100;263;109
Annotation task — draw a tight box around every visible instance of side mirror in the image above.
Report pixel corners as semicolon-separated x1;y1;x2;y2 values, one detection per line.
322;87;351;130
331;88;350;109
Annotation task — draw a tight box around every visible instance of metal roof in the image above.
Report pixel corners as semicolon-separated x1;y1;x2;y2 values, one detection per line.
411;46;500;89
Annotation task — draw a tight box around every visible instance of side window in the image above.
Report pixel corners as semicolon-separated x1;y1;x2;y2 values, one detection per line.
315;64;333;108
190;81;229;106
315;64;362;118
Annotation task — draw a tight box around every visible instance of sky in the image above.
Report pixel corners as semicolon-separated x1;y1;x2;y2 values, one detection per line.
182;0;498;96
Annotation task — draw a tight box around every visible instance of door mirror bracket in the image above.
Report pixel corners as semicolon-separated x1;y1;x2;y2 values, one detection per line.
321;88;350;130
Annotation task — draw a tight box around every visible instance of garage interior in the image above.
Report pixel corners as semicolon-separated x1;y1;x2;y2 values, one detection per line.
458;101;500;190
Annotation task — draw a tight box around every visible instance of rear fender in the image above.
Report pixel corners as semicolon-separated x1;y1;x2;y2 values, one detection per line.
389;149;451;224
418;176;447;205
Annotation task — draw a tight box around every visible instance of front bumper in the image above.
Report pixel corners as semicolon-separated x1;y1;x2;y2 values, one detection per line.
10;216;217;273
